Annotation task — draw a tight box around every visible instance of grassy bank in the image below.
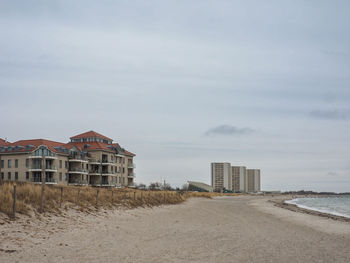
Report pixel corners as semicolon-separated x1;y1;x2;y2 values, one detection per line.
0;182;237;219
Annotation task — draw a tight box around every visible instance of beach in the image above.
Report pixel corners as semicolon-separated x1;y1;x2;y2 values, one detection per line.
1;195;350;263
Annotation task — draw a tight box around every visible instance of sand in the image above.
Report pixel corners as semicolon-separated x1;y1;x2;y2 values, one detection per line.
1;195;350;263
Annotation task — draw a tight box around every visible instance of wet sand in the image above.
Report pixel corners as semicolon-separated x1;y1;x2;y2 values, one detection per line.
1;196;350;262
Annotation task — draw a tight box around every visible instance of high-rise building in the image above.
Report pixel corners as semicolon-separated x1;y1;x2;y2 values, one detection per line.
211;163;261;193
247;169;260;192
232;166;247;192
0;131;135;187
211;162;231;192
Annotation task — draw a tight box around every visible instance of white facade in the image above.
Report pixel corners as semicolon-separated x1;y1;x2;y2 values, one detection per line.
223;163;232;191
239;166;247;192
211;162;231;192
253;169;261;192
211;163;261;193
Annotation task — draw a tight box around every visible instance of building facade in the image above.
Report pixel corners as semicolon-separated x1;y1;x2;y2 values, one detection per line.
0;131;135;187
232;166;247;192
211;163;261;193
247;169;261;192
211;162;232;192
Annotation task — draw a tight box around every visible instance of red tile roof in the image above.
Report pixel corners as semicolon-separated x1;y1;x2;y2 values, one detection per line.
0;138;10;146
0;133;135;156
70;130;112;141
2;139;68;154
67;141;115;152
125;150;136;157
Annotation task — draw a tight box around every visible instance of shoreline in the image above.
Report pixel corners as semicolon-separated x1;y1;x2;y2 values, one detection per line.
270;196;350;223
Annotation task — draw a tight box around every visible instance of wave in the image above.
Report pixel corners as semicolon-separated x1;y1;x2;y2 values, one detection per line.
285;198;350;219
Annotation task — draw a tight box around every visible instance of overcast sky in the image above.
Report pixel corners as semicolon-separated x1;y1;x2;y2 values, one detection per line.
1;0;350;192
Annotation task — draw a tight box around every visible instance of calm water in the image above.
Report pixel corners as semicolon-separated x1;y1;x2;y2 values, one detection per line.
285;196;350;218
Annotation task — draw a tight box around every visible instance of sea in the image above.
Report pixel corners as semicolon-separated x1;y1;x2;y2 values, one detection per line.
285;196;350;218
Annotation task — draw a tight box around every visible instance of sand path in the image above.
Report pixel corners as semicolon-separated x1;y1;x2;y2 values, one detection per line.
1;196;350;262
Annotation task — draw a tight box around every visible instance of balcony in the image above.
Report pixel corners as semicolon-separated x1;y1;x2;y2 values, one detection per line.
89;158;101;165
102;170;115;176
31;177;58;184
89;169;100;176
68;179;88;185
89;176;110;186
127;173;136;178
127;163;136;169
102;159;116;166
69;156;88;163
46;165;58;172
28;153;57;159
89;158;115;166
28;165;57;172
69;168;88;174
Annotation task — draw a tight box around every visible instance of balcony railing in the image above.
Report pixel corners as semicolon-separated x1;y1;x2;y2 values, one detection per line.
69;167;88;173
90;178;110;186
89;158;115;165
69;156;88;162
29;153;57;158
128;163;136;168
102;170;115;175
89;158;101;164
68;179;88;185
29;165;57;170
31;177;57;183
46;165;57;170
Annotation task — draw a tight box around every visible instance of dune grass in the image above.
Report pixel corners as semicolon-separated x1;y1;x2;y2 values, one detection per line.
0;182;238;219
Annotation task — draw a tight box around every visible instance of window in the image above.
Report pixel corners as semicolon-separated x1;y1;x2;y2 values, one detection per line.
8;172;11;180
65;173;68;181
65;161;68;169
26;159;29;168
59;172;62;181
15;159;18;168
59;160;62;168
8;159;11;168
26;172;29;180
15;172;18;180
1;160;4;168
1;172;4;180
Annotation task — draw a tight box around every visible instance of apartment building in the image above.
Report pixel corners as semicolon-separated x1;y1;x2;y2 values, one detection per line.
232;166;247;192
247;169;261;192
211;163;261;193
0;131;135;187
211;162;232;192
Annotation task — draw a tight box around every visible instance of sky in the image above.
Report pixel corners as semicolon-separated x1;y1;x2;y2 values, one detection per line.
1;0;350;192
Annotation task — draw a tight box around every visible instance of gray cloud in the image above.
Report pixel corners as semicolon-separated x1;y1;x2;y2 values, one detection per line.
326;172;338;176
205;125;254;136
1;0;350;192
309;109;347;120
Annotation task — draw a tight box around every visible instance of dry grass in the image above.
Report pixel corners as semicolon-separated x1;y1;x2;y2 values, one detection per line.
0;182;239;219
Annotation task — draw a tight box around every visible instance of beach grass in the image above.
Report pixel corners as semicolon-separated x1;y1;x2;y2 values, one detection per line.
0;182;238;218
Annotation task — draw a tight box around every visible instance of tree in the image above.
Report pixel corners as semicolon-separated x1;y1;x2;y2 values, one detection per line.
149;182;162;190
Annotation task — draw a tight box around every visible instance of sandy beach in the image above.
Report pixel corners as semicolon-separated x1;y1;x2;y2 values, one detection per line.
1;195;350;263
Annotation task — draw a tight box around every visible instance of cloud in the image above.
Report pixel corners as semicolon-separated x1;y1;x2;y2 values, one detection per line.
309;109;347;120
326;172;338;176
205;125;254;136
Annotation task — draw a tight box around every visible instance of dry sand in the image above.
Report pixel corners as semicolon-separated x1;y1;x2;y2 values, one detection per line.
1;195;350;263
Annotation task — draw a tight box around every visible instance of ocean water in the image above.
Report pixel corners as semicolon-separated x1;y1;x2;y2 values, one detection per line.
285;196;350;218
